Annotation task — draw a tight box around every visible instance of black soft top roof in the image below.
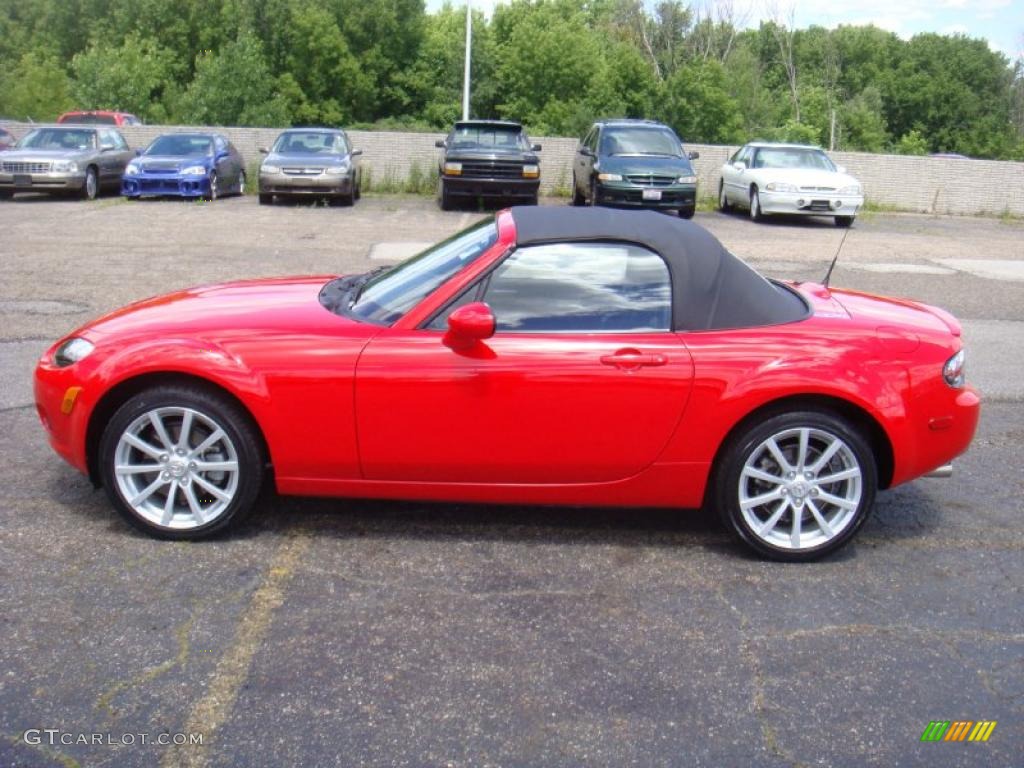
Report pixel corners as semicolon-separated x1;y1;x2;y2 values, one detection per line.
509;206;806;331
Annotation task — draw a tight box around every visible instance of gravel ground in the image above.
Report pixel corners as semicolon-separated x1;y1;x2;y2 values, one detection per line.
1;192;1021;767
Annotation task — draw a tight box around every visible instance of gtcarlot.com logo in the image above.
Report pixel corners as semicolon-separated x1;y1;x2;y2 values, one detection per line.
920;720;997;742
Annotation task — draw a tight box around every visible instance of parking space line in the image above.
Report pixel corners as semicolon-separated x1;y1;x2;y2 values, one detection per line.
160;531;310;768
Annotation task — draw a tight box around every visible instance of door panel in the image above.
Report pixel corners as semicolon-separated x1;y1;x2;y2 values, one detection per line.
355;331;693;484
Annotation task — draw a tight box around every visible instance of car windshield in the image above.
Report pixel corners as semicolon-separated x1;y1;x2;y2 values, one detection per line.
61;114;117;125
17;128;96;150
145;135;213;156
273;131;347;155
752;148;836;171
601;127;683;157
350;219;499;325
449;125;528;150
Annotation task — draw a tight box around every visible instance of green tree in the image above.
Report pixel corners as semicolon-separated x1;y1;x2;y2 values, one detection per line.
178;33;289;126
659;59;742;143
893;129;929;155
71;34;175;121
838;86;888;152
0;49;73;121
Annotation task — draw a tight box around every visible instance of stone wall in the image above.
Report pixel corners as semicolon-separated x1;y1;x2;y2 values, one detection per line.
5;122;1023;215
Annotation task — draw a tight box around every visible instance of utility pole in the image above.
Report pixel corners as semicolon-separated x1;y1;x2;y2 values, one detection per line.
462;0;472;121
829;109;836;151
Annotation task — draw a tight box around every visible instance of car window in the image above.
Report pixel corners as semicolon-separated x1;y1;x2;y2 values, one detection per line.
145;135;212;156
449;125;529;150
480;242;671;333
109;130;128;150
752;147;836;171
581;127;596;152
351;219;498;325
17;128;96;150
600;127;683;158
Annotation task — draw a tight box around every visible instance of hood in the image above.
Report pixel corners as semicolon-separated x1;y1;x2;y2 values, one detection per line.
1;147;92;161
137;154;212;171
79;276;361;340
445;147;539;163
265;152;349;167
598;154;694;177
751;168;859;190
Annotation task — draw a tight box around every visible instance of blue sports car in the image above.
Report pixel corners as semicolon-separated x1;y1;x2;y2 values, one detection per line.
122;132;246;200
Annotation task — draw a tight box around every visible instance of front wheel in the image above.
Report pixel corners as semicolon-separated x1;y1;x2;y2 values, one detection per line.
258;193;273;205
749;187;763;222
237;170;246;196
572;175;585;206
205;171;219;201
99;385;265;539
835;215;855;228
438;179;453;211
678;207;694;219
81;167;98;200
719;181;731;212
714;410;877;561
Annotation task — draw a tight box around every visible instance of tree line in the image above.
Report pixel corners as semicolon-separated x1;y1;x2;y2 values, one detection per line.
1;0;1022;159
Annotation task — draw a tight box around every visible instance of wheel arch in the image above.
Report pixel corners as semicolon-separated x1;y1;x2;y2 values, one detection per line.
85;371;271;487
704;393;895;505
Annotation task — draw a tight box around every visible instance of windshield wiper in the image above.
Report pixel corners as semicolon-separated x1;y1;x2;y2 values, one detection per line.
348;265;391;306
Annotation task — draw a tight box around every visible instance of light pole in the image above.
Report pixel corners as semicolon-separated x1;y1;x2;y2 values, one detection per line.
462;0;472;120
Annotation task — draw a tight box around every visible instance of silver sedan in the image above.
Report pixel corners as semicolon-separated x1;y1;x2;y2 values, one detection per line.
258;128;363;206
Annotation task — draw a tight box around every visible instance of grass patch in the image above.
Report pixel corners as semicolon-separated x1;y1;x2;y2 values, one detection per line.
362;161;438;196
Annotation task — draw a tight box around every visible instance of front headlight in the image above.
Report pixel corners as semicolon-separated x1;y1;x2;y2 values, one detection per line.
839;184;862;195
766;182;799;192
443;161;462;176
125;162;141;175
261;164;280;174
52;160;78;173
53;337;94;367
180;165;207;176
597;173;622;182
943;349;966;388
677;174;697;184
325;163;351;175
522;164;539;178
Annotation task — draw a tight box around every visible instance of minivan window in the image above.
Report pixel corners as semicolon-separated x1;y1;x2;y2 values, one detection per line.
600;127;683;158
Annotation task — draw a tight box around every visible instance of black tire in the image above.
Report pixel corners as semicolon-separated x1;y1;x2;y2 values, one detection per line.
205;171;218;201
749;186;763;222
258;193;273;205
589;178;599;207
572;175;585;206
81;166;99;201
835;216;855;228
354;174;361;201
439;179;453;211
98;385;265;540
678;207;694;219
718;180;731;212
335;189;355;207
0;190;13;200
713;409;877;562
237;170;247;196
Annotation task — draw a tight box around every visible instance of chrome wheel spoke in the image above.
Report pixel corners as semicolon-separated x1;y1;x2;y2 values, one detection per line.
177;410;194;451
191;428;225;457
130;476;166;507
123;433;164;460
740;488;782;510
192;473;231;503
790;506;803;548
818;490;858;511
807;499;834;538
115;463;159;475
817;467;860;485
194;459;238;473
809;438;843;473
149;412;175;450
796;428;810;471
758;499;790;536
741;466;785;485
160;481;179;526
183;484;206;525
765;438;793;473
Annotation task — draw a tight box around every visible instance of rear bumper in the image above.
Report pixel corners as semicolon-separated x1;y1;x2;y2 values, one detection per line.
122;174;210;198
595;182;696;211
759;190;863;216
892;385;980;487
442;175;539;199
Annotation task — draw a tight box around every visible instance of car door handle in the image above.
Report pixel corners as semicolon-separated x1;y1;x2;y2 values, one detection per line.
600;350;668;369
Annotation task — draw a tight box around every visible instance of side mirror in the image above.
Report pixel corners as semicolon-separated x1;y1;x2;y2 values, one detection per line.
446;302;495;344
578;146;594;157
100;144;114;152
688;151;700;160
351;148;363;156
216;150;229;161
258;147;269;154
435;139;446;148
531;143;542;152
733;161;746;172
134;148;143;156
836;164;847;174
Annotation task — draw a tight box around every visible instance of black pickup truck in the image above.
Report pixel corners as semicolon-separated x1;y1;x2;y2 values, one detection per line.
436;120;541;209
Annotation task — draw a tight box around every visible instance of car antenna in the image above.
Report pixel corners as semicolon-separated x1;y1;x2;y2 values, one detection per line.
822;227;851;289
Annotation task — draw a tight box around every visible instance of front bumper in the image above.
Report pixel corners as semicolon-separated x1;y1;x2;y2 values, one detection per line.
34;349;92;475
442;175;539;200
758;190;864;217
122;173;210;198
259;171;353;196
0;170;86;193
595;182;696;211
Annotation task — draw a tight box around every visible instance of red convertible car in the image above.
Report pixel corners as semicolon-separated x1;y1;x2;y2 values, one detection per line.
34;207;979;560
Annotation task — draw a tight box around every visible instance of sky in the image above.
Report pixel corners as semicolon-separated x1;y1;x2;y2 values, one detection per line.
427;0;1024;62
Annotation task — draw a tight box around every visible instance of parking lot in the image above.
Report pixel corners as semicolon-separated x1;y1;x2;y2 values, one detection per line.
1;193;1022;767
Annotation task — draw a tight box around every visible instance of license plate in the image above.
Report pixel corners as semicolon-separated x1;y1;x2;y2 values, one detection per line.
642;188;662;201
13;174;31;187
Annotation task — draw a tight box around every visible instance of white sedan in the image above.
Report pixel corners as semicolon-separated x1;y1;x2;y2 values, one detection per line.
719;142;864;227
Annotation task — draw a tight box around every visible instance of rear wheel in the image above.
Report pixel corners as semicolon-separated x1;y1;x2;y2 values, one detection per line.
835;215;855;228
99;385;264;539
714;410;877;561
